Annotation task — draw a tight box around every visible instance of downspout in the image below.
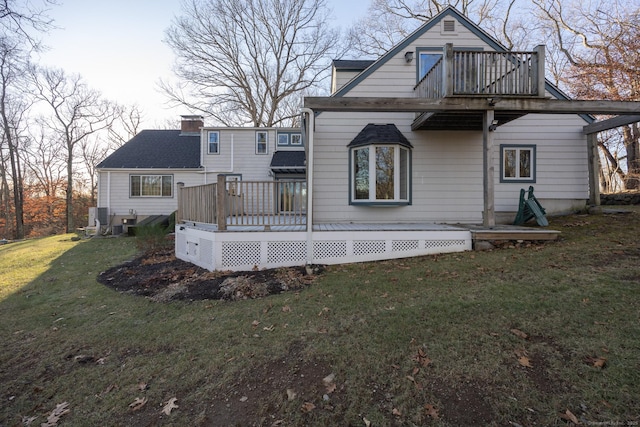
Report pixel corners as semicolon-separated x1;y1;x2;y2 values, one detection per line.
107;171;111;213
200;133;235;181
302;108;314;265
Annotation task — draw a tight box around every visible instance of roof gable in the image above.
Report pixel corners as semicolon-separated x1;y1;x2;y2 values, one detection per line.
332;6;576;104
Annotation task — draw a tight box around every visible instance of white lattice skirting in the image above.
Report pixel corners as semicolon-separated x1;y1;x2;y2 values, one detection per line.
175;226;472;272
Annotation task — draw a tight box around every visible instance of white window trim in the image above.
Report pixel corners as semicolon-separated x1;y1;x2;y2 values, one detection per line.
208;131;220;154
500;144;536;183
130;174;173;198
256;131;268;154
277;133;289;146
350;144;410;205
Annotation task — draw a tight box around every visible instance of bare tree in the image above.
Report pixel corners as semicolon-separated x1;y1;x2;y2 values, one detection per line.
0;38;31;239
31;67;120;232
0;0;57;50
346;0;528;57
532;0;640;189
108;103;143;150
162;0;344;127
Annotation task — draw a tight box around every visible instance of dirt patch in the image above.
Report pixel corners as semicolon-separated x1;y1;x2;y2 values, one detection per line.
202;342;338;426
97;249;320;302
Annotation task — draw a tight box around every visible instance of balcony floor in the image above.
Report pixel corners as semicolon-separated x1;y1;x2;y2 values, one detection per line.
412;110;527;131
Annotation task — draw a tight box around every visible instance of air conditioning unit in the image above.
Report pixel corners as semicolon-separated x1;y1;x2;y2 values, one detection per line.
88;207;109;226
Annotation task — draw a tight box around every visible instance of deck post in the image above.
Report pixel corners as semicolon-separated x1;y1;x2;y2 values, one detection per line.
483;109;496;227
534;45;546;97
216;174;227;231
587;133;601;206
444;43;454;97
176;182;185;224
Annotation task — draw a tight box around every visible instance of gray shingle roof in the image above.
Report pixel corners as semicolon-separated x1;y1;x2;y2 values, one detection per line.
269;150;306;173
97;130;201;169
347;124;413;149
332;60;375;71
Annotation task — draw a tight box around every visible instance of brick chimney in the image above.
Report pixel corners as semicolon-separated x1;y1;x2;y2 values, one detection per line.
180;115;204;135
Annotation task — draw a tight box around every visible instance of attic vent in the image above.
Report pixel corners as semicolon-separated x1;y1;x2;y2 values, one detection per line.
443;19;456;32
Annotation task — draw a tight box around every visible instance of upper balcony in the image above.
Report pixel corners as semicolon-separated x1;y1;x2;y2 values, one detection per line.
412;43;546;130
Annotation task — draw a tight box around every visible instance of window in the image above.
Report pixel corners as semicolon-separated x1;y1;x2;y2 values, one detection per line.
501;145;536;182
256;131;268;154
208;131;220;154
130;175;173;197
351;145;410;204
276;132;302;146
418;52;442;80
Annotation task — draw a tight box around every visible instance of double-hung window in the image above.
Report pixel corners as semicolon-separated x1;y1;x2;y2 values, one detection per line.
501;145;536;182
256;131;268;154
208;131;220;154
130;175;173;197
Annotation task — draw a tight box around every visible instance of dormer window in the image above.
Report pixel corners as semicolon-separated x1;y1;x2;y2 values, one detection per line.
348;124;412;205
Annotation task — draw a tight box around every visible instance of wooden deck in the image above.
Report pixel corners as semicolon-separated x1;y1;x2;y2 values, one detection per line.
182;219;559;240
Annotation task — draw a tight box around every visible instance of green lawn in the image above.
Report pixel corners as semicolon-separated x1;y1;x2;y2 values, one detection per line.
1;208;639;426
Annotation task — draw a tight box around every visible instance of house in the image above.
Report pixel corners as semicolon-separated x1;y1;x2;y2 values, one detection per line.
94;116;305;233
174;6;637;271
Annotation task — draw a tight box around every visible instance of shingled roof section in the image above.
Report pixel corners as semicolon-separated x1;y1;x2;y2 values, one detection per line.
270;151;306;173
97;130;201;169
347;124;413;149
332;59;375;71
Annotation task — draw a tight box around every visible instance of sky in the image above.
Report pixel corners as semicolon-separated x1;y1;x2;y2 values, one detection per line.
37;0;370;130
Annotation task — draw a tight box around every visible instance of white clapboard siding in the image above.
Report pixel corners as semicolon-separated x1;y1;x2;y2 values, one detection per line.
97;170;203;216
314;14;589;223
201;128;295;182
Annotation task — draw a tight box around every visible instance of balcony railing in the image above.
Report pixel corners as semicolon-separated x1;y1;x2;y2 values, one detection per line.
177;175;306;230
415;44;546;99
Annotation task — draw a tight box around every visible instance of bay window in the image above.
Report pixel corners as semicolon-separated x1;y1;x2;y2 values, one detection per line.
351;145;411;204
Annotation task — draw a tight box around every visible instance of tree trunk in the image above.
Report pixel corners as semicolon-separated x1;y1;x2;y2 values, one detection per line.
623;124;640;190
65;153;73;233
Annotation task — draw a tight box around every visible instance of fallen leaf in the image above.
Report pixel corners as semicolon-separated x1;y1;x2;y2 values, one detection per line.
586;356;607;368
263;325;275;331
363;417;371;426
392;407;402;416
138;382;148;391
559;409;579;424
129;397;147;411
518;356;533;368
321;373;337;393
301;402;315;413
282;305;291;312
412;348;433;367
251;320;260;327
406;375;415;383
21;415;37;426
286;389;297;401
161;397;178;415
40;402;71;427
424;403;439;419
510;329;529;340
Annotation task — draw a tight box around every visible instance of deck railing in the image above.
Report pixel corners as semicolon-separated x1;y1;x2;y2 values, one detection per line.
177;182;217;224
177;175;307;230
415;44;546;99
